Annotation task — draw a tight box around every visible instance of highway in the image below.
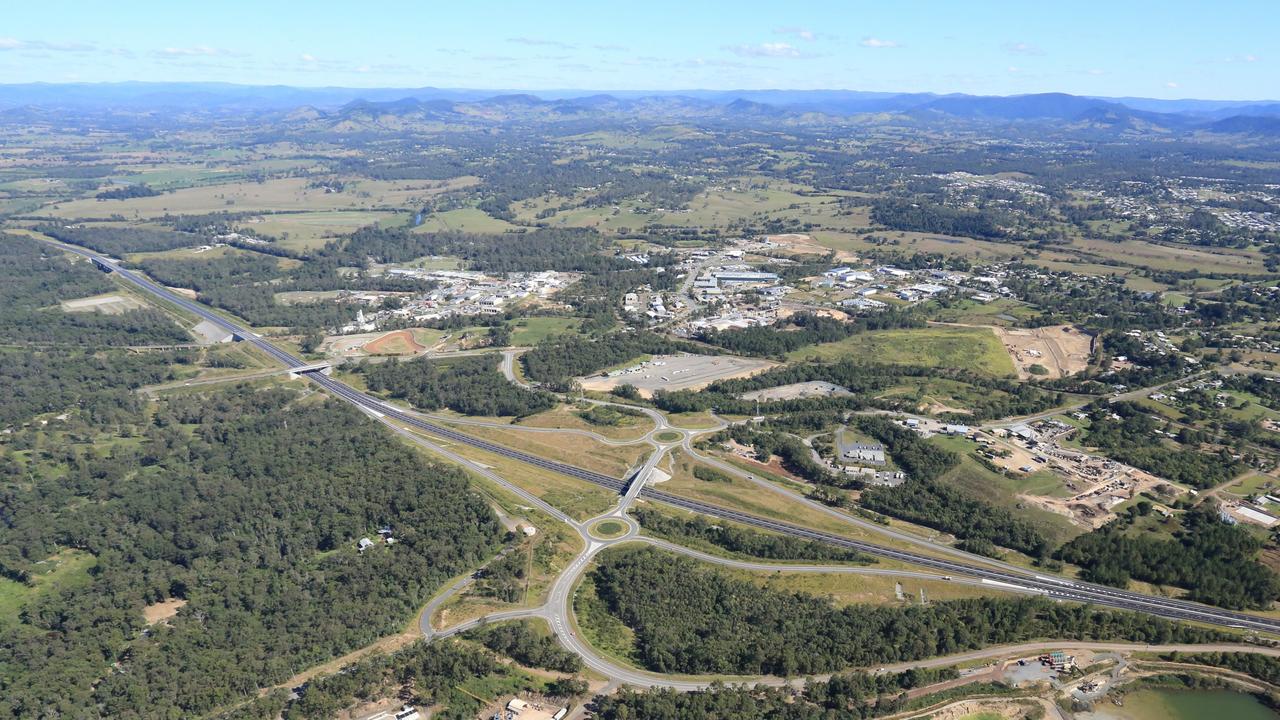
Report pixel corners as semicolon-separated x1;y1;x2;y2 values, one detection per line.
48;239;1280;638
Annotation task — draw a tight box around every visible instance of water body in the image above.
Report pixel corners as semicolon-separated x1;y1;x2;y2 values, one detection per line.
1081;689;1277;720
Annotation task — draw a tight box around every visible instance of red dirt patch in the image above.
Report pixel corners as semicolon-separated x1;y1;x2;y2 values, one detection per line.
364;329;427;355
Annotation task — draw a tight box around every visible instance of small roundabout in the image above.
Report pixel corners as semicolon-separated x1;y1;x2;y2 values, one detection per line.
588;517;634;540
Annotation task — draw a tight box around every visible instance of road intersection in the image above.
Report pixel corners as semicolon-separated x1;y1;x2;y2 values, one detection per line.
41;237;1280;690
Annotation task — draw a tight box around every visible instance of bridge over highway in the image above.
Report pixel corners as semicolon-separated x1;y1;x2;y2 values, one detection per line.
38;237;1280;637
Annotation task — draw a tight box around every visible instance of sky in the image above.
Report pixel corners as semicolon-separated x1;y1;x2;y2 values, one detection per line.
1;0;1276;100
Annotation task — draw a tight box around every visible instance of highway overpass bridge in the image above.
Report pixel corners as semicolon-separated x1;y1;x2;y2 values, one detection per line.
36;236;1280;637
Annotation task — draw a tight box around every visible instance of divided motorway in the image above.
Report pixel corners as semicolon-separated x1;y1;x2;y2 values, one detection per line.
53;240;1280;636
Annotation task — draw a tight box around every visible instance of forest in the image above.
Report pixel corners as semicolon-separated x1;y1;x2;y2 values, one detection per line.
1164;652;1280;687
1055;503;1280;609
464;620;583;673
870;198;1009;240
592;666;973;720
630;507;873;563
0;233;190;346
40;224;199;256
128;251;430;329
1083;401;1246;489
216;640;535;720
703;423;850;488
94;184;161;201
588;547;1223;676
0;387;502;718
358;353;558;417
0;347;186;427
336;225;631;273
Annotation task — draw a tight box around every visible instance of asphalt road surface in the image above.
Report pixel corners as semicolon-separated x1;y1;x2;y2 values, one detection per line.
46;239;1280;638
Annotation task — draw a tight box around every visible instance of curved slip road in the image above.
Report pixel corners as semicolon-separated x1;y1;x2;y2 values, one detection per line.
42;238;1280;638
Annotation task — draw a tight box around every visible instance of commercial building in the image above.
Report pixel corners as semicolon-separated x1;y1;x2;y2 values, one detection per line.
713;270;780;284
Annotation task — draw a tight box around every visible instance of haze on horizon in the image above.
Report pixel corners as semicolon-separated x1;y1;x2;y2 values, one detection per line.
1;0;1277;101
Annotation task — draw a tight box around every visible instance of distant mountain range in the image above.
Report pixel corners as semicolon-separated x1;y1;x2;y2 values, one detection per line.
2;82;1278;136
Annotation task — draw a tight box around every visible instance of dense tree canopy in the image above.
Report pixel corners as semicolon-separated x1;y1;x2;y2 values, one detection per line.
589;547;1223;677
1084;401;1246;489
359;353;557;417
0;387;502;717
0;233;189;346
1056;504;1280;609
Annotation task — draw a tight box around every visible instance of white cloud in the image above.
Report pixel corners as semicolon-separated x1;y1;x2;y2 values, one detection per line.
158;45;231;57
1086;68;1107;76
1165;81;1180;89
299;53;318;63
0;38;98;53
678;57;757;69
726;42;814;58
1007;66;1020;73
774;27;817;42
507;36;576;50
1003;41;1044;56
859;37;900;49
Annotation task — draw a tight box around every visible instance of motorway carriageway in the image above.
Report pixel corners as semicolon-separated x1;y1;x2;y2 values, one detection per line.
53;240;1280;637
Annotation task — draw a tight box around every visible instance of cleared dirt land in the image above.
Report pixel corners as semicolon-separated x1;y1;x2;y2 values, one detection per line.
60;293;145;315
323;328;443;358
741;380;851;402
992;324;1093;379
580;353;775;398
363;329;427;355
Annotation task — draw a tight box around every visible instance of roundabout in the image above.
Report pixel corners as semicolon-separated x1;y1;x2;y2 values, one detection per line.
589;517;634;540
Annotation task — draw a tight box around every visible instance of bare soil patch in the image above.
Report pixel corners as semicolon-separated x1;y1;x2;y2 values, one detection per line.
992;324;1093;379
364;329;427;355
60;293;145;315
765;232;859;261
580;353;775;398
142;598;187;625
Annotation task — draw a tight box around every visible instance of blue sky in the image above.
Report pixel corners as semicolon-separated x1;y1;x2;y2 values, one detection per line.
1;0;1276;99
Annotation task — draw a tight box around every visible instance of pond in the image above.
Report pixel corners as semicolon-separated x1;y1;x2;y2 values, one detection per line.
1080;688;1277;720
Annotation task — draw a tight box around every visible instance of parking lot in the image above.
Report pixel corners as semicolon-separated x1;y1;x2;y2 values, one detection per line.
579;353;775;397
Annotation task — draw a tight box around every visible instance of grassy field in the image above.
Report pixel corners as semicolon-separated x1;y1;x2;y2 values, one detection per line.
875;377;1016;416
516;404;654;442
721;565;1016;607
659;452;886;543
927;298;1039;326
788;325;1016;377
0;549;95;627
412;207;521;234
453;424;649;478
1225;472;1279;498
929;435;1083;547
508;316;581;345
415;429;617;520
664;411;725;429
50;176;477;219
1069;237;1270;275
238;210;403;251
